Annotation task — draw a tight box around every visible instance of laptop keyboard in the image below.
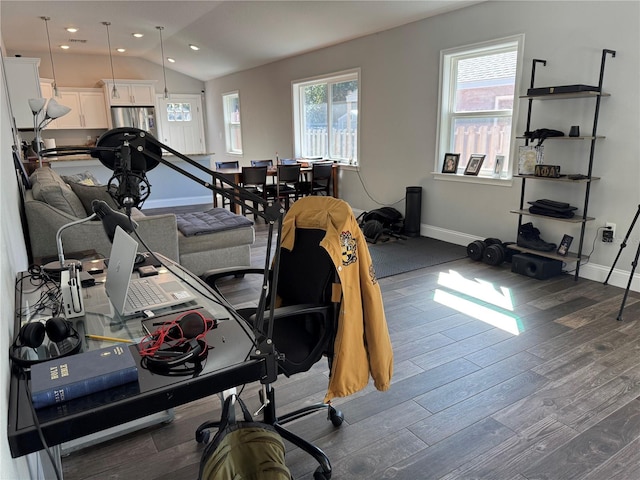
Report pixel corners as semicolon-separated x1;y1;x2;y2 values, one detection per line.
126;279;166;310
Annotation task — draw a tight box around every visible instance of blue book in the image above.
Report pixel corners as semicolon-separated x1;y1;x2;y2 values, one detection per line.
30;345;138;409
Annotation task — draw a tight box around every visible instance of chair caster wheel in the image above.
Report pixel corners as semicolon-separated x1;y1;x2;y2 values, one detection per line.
329;408;344;427
195;428;210;444
313;467;331;479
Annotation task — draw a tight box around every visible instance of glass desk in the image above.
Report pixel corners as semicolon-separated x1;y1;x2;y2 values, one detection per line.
8;256;265;458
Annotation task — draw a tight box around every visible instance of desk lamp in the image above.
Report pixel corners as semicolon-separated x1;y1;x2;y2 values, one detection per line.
28;98;72;168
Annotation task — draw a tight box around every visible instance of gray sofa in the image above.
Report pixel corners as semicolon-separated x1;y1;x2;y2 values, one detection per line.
24;167;255;277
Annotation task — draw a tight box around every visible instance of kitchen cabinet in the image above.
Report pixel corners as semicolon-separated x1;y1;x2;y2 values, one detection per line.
100;80;157;107
49;88;109;129
4;57;42;129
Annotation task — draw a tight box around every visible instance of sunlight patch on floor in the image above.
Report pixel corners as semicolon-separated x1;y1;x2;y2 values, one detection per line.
434;269;523;335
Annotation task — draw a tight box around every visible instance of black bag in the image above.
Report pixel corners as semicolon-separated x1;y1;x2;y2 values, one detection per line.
199;395;292;480
357;207;404;243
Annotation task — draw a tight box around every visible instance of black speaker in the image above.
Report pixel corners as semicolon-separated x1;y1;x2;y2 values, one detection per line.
511;253;562;280
404;186;422;237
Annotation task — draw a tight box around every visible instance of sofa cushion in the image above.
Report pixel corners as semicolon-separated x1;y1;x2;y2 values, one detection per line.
175;208;254;236
29;167;87;218
67;181;122;217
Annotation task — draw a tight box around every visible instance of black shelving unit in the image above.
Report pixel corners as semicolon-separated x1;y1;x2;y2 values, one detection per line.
510;48;616;280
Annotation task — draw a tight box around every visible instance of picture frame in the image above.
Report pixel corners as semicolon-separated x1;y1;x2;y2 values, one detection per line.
493;155;505;178
557;234;573;256
442;153;460;173
464;154;485;176
518;145;544;175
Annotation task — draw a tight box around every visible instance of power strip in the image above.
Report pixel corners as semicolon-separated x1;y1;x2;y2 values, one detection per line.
61;269;85;318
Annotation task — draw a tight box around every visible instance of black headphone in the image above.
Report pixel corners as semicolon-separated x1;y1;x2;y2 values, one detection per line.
139;311;215;372
9;317;82;368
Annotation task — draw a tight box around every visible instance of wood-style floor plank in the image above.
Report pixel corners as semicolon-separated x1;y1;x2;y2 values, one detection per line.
61;209;640;480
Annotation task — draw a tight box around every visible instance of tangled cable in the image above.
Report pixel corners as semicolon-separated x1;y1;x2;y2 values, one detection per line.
138;310;217;373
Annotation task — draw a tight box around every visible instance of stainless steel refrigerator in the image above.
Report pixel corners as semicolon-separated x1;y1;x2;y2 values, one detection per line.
110;106;157;137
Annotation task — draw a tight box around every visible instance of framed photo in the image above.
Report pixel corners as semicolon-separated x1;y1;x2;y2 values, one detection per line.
464;154;485;176
518;145;544;175
557;234;573;256
442;153;460;173
493;155;505;178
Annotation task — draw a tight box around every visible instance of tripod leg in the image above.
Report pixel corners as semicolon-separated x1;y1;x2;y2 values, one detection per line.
617;239;640;321
605;204;640;285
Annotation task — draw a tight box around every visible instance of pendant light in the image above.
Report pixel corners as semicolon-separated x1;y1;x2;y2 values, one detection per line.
102;21;119;98
41;16;60;97
156;26;169;99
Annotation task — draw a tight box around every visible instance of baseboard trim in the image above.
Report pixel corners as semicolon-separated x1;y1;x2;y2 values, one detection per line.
422;223;639;292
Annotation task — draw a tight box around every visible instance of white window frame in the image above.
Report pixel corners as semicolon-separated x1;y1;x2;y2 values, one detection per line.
435;35;525;182
292;68;360;165
222;91;242;155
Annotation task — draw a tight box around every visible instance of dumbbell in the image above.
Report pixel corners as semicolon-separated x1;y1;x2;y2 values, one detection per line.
467;238;502;262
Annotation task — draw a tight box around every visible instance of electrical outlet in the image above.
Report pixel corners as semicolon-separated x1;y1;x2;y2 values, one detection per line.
606;222;616;239
603;222;616;243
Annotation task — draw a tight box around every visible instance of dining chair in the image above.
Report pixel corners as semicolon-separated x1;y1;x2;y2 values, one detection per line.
300;162;333;196
266;164;302;210
214;161;239;209
279;158;298;165
250;159;273;167
240;166;268;220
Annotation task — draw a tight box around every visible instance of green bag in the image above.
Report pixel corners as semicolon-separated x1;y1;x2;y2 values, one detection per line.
199;395;292;480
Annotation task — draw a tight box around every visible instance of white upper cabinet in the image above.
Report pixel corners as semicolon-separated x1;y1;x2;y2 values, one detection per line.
100;80;157;107
49;88;109;129
5;57;42;129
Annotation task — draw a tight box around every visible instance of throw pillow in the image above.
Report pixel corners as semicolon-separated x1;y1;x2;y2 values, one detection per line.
62;171;101;186
67;182;122;217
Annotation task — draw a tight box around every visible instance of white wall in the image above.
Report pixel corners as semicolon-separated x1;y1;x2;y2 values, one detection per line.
1;49;34;478
204;0;640;287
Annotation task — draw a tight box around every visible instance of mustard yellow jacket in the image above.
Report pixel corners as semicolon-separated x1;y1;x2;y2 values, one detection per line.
280;197;393;402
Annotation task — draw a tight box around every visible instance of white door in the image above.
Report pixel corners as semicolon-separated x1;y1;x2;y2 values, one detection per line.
156;94;205;154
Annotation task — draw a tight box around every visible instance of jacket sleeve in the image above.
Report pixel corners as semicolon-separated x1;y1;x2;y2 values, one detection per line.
356;222;394;392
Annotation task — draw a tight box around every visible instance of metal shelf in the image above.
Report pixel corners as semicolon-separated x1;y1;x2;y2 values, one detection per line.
506;244;585;263
510;210;594;223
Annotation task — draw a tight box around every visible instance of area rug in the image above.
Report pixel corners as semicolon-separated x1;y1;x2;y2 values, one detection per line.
367;236;467;279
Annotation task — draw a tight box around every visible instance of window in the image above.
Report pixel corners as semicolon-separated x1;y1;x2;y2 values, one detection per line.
222;91;242;154
293;69;359;164
166;102;192;122
437;36;523;177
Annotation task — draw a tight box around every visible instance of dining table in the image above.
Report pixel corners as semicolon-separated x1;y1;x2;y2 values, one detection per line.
213;162;339;214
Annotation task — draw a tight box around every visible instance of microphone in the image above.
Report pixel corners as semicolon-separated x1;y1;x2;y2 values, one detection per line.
91;200;138;242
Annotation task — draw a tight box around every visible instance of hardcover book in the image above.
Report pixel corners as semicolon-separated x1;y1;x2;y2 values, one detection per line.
30;345;138;409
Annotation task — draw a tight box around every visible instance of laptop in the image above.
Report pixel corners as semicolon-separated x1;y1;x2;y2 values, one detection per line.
105;226;195;316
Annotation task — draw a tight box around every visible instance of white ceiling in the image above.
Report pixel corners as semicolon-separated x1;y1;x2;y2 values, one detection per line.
1;1;482;81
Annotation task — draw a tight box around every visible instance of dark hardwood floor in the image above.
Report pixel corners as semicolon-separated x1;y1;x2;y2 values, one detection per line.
62;206;640;479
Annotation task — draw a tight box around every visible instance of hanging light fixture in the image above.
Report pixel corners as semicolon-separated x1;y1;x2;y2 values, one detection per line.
102;21;119;99
41;16;60;97
156;26;169;99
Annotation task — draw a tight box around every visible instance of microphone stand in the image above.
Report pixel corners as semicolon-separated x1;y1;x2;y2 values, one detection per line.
42;130;284;384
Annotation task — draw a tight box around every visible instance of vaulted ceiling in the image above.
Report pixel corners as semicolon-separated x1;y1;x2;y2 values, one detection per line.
1;1;482;81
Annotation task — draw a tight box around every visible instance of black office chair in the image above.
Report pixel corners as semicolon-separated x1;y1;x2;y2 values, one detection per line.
198;226;345;479
266;164;302;210
214;161;239;209
301;162;333;196
240;166;269;220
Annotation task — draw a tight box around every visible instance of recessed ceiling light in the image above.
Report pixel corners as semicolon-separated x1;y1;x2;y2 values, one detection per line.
189;44;199;51
60;45;70;50
116;48;126;53
66;27;78;33
132;33;144;38
167;57;176;63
